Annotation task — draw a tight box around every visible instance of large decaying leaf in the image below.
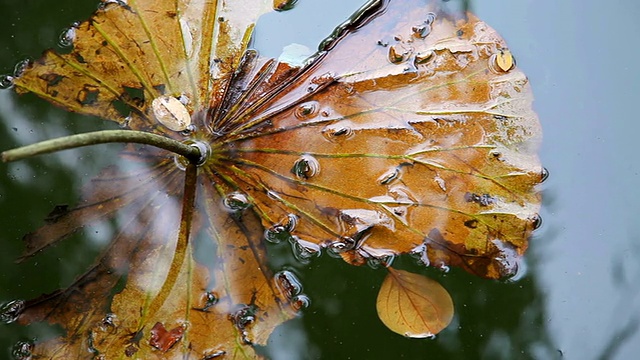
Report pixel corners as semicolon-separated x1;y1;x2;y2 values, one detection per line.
3;0;543;357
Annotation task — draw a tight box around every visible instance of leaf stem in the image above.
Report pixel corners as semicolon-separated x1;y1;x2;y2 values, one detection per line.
1;129;201;163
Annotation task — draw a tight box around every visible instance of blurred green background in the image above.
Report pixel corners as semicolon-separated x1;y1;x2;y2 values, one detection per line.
1;0;639;359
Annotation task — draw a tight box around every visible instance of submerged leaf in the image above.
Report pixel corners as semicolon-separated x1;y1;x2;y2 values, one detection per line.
5;0;543;356
376;268;453;337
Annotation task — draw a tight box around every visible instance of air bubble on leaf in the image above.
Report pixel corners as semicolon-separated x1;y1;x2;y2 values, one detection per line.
291;154;320;180
378;168;400;185
223;191;251;212
99;313;118;332
289;236;321;264
0;299;25;324
414;50;435;65
437;263;450;273
367;254;395;269
265;214;298;244
492;239;522;278
0;74;15;89
293;101;319;120
274;270;303;300
151;95;192;131
488;49;516;74
196;291;219;312
274;0;298;11
291;294;310;311
387;45;409;64
229;305;257;345
11;340;34;360
541;167;550;182
322;123;354;142
203;350;226;359
531;214;543;230
13;59;30;78
58;23;78;48
410;243;430;266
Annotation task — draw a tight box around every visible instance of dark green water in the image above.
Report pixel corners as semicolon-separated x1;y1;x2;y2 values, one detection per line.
1;0;639;359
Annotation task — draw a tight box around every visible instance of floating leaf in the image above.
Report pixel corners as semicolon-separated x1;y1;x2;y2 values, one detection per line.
377;267;454;338
3;0;543;357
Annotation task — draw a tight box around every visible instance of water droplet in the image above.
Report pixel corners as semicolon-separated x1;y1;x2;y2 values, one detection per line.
230;305;257;344
223;191;251;212
274;0;297;11
387;45;408;64
265;214;297;244
291;155;320;180
378;168;400;185
11;340;34;360
293;101;319;120
540;167;550;182
274;270;303;300
488;49;516;73
151;95;192;131
13;59;30;78
531;214;543;230
410;243;430;266
290;294;310;311
0;300;24;324
412;15;436;39
0;74;15;89
58;23;78;48
289;236;321;264
194;291;219;312
99;313;118;332
203;350;226;359
414;50;435;65
425;12;437;25
437;263;450;273
322;123;354;142
367;254;395;269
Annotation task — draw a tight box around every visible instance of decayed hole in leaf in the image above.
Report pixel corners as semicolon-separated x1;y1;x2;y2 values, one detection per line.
376;267;454;338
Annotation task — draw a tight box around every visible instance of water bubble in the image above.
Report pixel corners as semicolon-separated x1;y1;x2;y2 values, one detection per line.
366;254;395;269
151;95;192;131
540;167;550;182
13;59;30;78
274;270;303;300
531;214;543;230
0;75;15;89
264;214;297;244
414;50;435;65
203;350;226;359
293;101;319;120
488;49;516;74
274;0;297;11
1;300;25;324
378;168;400;185
437;263;450;273
291;155;320;180
58;23;78;48
425;12;437;25
290;294;310;311
322;124;353;142
289;236;321;264
230;305;257;344
387;45;408;64
223;191;251;212
410;243;430;266
11;340;34;360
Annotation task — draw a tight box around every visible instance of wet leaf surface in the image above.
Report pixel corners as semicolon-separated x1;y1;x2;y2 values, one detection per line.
376;267;454;338
4;0;543;356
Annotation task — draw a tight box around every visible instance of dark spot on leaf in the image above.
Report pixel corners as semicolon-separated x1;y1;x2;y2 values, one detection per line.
153;83;166;94
464;219;478;228
73;53;86;64
464;192;496;206
456;29;464;37
76;84;100;105
45;204;69;223
38;73;65;87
